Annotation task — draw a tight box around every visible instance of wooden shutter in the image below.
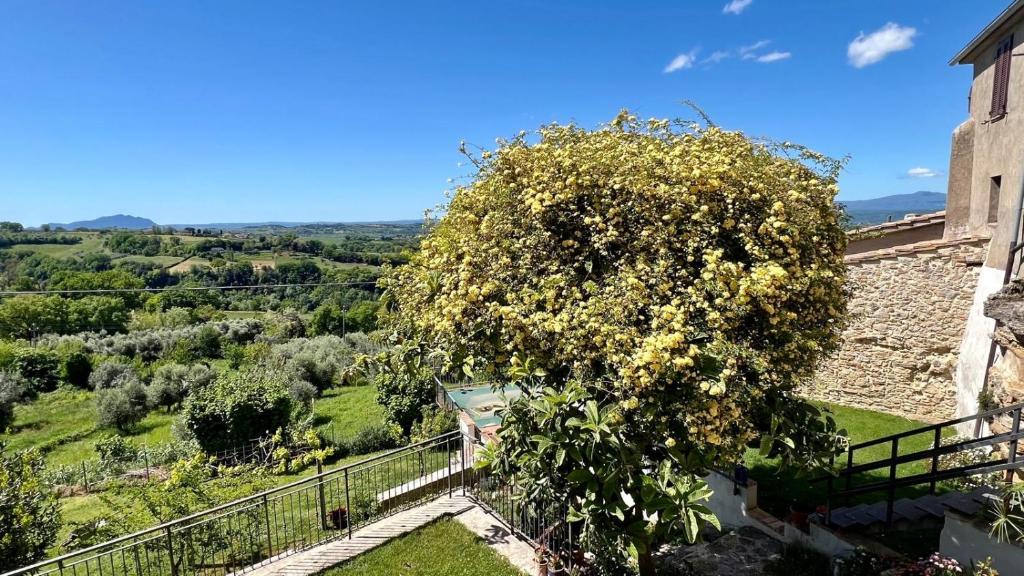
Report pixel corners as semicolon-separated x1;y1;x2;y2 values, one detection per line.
991;35;1013;118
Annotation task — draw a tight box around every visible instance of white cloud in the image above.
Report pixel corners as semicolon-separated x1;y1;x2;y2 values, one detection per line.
848;23;917;68
723;0;753;15
907;167;939;178
740;39;771;59
664;49;700;73
702;50;731;65
756;51;791;63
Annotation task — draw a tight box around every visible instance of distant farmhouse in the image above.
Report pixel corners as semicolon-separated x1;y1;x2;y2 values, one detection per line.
807;1;1024;431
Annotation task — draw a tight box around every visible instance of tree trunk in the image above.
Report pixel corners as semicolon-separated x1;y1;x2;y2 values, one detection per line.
637;549;656;576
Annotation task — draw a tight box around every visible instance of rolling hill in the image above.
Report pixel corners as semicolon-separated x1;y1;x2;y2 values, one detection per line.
48;214;158;230
839;191;945;227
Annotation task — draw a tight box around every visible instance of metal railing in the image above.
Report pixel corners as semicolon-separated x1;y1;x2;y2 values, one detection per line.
825;402;1024;527
2;431;465;576
461;442;579;570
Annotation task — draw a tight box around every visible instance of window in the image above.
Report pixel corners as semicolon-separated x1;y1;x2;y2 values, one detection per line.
991;35;1014;118
989;176;1002;224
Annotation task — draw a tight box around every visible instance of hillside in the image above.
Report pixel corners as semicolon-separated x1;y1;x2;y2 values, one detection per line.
839;191;945;226
48;214;157;230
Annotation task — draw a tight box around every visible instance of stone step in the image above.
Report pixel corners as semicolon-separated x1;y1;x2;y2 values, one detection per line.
829;487;1001;532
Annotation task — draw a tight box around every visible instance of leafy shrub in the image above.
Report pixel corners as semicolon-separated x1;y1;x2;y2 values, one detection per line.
287;380;317;412
374;362;435;435
55;340;92;389
147;363;191;411
12;348;59;394
180;365;294;452
94;435;139;470
0;448;60;571
938;436;1000;491
409;406;457;444
88;360;139;391
0;372;28;431
95;380;149;432
340;424;403;457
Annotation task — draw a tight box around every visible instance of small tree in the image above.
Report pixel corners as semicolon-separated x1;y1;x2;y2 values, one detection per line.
180;365;294;452
0;447;60;571
309;302;346;336
12;348;59;395
382;112;849;573
96;380;149;432
89;360;138;391
148;364;189;411
0;373;27;431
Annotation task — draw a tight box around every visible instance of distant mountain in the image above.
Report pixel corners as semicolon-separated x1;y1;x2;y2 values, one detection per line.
839;191;946;227
48;214;158;230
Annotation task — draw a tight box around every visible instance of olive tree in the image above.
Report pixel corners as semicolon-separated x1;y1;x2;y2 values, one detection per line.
381;112;849;573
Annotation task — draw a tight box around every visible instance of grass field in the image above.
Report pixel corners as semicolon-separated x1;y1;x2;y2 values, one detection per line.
745;402;955;517
1;385;380;470
8;234;107;259
116;255;186;267
319;519;521;576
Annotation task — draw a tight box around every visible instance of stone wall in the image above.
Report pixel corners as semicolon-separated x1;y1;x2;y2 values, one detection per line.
802;239;988;423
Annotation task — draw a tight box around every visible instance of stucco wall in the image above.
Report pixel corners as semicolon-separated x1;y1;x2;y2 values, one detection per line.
803;241;987;422
963;16;1024;266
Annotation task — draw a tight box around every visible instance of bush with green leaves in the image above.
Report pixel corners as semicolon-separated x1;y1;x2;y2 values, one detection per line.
0;372;28;431
272;335;361;392
409;406;457;444
88;360;139;391
372;347;436;435
339;424;403;457
54;340;92;389
180;365;295;452
146;363;214;411
12;348;59;395
0;448;60;571
95;379;149;432
287;380;317;412
94;435;139;471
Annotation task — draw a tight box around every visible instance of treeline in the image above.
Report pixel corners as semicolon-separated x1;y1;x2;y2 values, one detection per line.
0;233;81;249
102;231;413;265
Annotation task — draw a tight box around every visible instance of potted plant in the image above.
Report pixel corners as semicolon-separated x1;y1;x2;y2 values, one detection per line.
535;545;549;576
788;500;812;530
548;553;565;576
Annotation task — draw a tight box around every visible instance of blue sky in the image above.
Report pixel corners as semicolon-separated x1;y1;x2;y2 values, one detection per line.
0;0;1009;225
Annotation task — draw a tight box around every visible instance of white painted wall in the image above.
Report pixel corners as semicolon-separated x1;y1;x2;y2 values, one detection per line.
953;264;1002;436
940;511;1024;573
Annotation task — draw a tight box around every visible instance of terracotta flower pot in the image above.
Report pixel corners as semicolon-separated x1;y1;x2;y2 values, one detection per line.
535;560;548;576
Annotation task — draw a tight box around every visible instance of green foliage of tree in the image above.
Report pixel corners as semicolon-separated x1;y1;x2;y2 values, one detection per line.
346;300;379;333
382;112;850;573
371;343;436;435
0;373;28;431
54;340;92;389
12;348;59;395
0;295;128;339
309;302;346;336
95;379;149;432
89;360;139;391
180;366;294;452
0;448;60;572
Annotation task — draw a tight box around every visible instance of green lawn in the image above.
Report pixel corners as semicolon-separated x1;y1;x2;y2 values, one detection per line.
745;402;955;517
0;389;177;467
2;384;380;470
319;519;522;576
313;385;384;442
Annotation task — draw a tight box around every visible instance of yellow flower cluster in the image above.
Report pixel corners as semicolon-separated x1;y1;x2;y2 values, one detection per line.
383;111;848;461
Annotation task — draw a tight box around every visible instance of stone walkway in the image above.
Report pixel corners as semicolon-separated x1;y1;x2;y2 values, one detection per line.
454;506;535;574
238;495;534;576
240;496;475;576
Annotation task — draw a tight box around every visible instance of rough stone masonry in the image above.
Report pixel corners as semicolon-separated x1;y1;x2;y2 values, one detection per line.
802;239;988;423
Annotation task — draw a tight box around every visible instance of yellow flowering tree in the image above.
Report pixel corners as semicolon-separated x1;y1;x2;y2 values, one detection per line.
382;111;849;573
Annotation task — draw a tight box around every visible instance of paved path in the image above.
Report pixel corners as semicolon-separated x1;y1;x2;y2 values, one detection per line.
454;506;534;574
241;496;475;576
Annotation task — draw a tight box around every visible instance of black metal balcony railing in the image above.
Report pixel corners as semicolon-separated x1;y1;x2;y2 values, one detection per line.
1;431;465;576
824;402;1024;527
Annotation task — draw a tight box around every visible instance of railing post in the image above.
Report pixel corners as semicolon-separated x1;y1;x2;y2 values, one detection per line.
317;461;328;530
165;526;177;576
825;453;835;526
263;494;274;557
1008;407;1022;483
929;427;942;494
344;468;353;540
460;434;467;496
886;438;899;527
447;436;453;497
